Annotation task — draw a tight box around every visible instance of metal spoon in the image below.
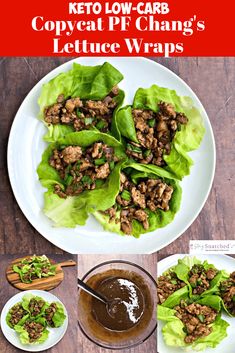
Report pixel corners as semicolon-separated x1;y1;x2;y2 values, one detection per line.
78;278;107;304
77;278;122;317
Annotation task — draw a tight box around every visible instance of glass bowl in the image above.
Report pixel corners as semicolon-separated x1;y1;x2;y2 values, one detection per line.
78;260;157;350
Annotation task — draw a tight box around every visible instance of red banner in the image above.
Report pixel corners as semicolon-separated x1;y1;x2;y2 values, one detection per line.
1;0;234;56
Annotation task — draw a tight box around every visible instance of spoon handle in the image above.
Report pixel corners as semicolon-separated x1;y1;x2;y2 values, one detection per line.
77;278;107;304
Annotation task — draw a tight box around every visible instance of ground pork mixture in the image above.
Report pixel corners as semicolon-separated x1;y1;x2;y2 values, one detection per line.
220;271;235;315
45;303;57;327
50;142;118;198
175;301;217;344
44;86;119;133
126;101;188;166
29;298;46;317
157;271;186;304
188;264;218;295
24;321;45;342
104;172;173;235
8;304;28;327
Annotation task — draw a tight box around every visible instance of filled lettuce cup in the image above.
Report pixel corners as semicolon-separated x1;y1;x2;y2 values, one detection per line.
38;62;125;142
160;256;229;301
158;295;229;351
116;85;205;179
157;268;189;308
6;294;66;345
93;162;182;238
37;130;127;227
220;272;235;316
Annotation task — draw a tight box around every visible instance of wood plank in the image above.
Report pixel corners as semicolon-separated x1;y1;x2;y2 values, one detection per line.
6;256;76;291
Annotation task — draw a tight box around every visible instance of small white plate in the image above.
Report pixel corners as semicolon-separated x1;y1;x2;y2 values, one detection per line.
157;254;235;353
7;57;215;253
0;290;68;352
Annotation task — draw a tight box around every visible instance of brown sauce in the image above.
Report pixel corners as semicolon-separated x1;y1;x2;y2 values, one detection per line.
78;269;154;343
92;276;145;331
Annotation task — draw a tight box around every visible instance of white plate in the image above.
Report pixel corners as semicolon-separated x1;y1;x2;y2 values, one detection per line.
0;290;68;352
157;254;235;353
7;57;215;254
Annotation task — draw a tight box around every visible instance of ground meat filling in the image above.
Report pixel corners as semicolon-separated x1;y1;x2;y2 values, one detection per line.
9;304;28;327
188;264;218;295
45;303;58;327
104;172;173;235
126;101;188;166
175;301;217;344
50;142;117;198
220;271;235;315
29;298;46;317
157;272;186;304
24;321;45;343
44;86;119;133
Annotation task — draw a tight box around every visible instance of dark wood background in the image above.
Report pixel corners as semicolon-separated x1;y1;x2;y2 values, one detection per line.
0;57;234;254
0;254;77;353
77;254;157;353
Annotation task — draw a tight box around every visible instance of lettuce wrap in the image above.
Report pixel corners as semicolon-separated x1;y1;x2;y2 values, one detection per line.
6;302;29;328
37;131;127;227
6;294;66;345
45;302;66;328
219;272;235;317
162;256;229;301
93;162;182;238
38;62;124;142
158;297;229;351
12;255;56;284
14;317;49;345
116;85;205;180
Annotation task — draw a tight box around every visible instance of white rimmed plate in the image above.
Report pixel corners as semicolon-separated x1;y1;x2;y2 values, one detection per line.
0;290;68;352
7;57;215;253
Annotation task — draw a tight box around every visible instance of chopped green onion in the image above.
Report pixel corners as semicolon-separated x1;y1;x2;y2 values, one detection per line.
81;175;93;185
127;143;142;154
183;327;188;334
197;314;205;323
109;161;115;170
121;190;131;201
65;175;73;186
76;161;81;170
76;108;82;117
233;296;235;302
170;279;177;285
84;117;93;125
197;278;202;285
148;118;155;127
96;120;106;130
143;149;151;157
94;157;106;166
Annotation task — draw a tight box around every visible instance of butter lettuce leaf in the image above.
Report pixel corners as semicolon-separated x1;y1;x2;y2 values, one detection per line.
47;302;66;328
93;162;182;237
38;62;124;142
158;304;229;351
37;131;127;228
14;323;49;345
116;84;205;179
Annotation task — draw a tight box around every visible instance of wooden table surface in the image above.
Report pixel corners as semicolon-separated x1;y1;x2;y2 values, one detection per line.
0;57;234;254
77;254;158;353
0;254;77;353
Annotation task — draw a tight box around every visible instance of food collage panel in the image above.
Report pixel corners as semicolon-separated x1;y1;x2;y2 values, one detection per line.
0;57;234;353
